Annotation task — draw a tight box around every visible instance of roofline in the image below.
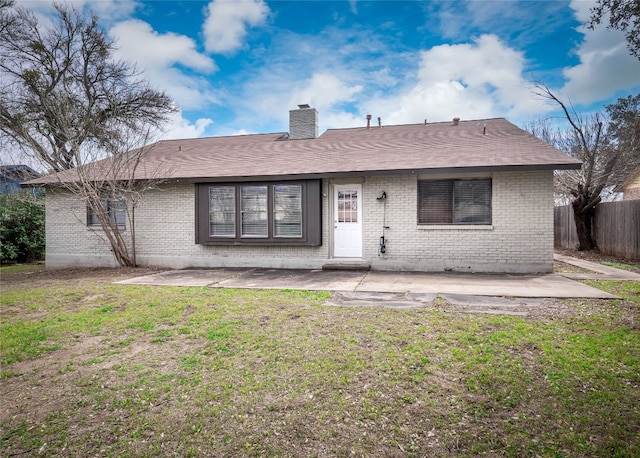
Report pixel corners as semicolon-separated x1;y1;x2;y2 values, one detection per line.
168;163;582;184
23;162;582;187
1;164;41;176
322;117;508;134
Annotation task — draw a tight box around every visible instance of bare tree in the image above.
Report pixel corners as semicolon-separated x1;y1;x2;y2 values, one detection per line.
0;0;16;34
530;84;640;251
0;3;177;266
53;130;167;267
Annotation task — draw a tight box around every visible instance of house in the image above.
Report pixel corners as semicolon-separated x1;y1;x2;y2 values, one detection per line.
25;106;581;273
616;167;640;200
1;165;41;194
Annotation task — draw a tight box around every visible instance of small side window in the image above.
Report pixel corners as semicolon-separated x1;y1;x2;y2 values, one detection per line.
88;198;126;227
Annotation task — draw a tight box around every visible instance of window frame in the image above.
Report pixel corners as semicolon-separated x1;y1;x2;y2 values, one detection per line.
196;180;322;245
87;197;126;228
417;178;492;226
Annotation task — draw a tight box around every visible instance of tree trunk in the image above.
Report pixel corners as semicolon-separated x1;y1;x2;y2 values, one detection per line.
129;204;137;267
571;196;598;251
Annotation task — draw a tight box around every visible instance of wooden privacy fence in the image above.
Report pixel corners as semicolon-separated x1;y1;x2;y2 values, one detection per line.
554;201;640;260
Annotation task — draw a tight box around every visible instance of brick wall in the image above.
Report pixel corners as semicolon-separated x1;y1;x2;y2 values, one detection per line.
45;170;553;272
45;183;331;269
360;170;554;273
45;188;129;268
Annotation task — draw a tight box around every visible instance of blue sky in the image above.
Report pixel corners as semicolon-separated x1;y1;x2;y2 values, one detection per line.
17;0;640;139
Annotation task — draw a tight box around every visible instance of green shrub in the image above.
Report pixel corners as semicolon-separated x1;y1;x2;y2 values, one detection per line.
0;190;45;263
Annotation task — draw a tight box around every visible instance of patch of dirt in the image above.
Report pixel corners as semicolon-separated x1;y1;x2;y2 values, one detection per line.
553;261;593;274
437;297;580;319
1;266;168;288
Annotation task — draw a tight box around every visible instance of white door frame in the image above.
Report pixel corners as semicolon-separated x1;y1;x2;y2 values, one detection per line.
333;184;363;258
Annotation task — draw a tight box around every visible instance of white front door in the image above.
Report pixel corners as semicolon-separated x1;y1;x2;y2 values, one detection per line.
333;184;363;258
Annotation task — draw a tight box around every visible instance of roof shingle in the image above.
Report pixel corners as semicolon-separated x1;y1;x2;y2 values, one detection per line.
25;117;581;185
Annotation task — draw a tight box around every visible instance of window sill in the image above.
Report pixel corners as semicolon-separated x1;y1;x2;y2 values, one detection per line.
87;225;127;231
200;239;320;246
417;225;493;230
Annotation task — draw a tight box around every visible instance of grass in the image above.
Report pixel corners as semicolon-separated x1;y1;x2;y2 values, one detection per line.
1;270;639;457
0;263;44;273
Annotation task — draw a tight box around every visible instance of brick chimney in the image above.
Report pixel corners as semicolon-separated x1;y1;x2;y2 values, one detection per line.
289;104;318;140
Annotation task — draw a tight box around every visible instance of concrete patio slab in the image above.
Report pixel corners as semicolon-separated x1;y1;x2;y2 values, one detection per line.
116;268;251;287
114;254;629;300
356;272;617;298
212;268;366;291
441;293;546;308
324;291;438;309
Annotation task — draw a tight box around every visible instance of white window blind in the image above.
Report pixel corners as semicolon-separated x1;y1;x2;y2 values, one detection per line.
241;185;268;237
209;186;236;237
274;184;302;237
453;180;492;224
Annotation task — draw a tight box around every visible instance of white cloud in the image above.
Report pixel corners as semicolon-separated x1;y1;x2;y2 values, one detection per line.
348;0;358;15
288;73;363;112
286;72;364;130
380;35;543;124
202;0;270;54
77;0;139;22
162;112;214;140
560;0;640;105
207;25;409;134
110;20;216;72
109;20;219;110
15;0;139;23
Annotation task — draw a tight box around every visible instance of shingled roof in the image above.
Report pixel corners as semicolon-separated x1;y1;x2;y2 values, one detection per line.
25;117;581;185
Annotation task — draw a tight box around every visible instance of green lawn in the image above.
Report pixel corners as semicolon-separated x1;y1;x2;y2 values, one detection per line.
1;268;639;457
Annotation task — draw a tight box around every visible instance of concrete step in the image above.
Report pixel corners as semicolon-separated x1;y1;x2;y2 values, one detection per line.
322;259;371;271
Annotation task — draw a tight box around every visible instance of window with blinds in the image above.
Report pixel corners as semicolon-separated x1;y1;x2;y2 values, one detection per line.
199;181;320;244
209;186;235;237
274;184;302;237
88;197;126;227
241;185;268;237
418;179;492;225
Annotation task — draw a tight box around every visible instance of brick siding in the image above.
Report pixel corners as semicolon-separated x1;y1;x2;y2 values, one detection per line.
45;170;553;272
361;171;553;272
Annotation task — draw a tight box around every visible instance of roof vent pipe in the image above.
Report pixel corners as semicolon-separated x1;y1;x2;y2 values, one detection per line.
453;117;460;126
378;116;382;128
366;114;372;129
